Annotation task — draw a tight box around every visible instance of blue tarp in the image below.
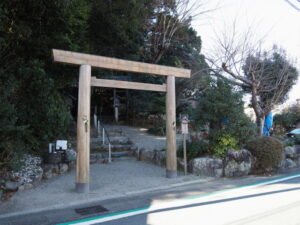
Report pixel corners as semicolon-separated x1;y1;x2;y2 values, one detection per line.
263;113;273;136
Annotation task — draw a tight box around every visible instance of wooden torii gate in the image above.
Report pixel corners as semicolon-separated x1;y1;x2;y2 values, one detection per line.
52;49;191;193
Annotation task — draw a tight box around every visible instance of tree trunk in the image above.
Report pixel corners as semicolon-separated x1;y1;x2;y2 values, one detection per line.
251;84;264;136
258;115;265;136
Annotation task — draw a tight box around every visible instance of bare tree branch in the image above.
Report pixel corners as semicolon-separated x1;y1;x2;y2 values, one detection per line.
284;0;300;11
204;20;298;135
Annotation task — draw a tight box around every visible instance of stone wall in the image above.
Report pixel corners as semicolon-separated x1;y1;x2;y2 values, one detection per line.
137;146;300;178
137;149;166;167
137;148;253;178
189;149;252;178
190;157;223;177
42;149;76;179
0;149;76;201
223;149;252;177
2;145;299;201
0;155;43;200
281;145;300;169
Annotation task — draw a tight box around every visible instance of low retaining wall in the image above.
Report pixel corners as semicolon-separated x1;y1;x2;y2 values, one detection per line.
0;155;43;201
137;145;300;178
281;145;300;169
190;149;252;178
0;150;76;201
2;145;299;201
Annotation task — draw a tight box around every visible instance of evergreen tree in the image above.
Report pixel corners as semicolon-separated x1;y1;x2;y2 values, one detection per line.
0;0;89;164
88;0;149;60
196;79;256;147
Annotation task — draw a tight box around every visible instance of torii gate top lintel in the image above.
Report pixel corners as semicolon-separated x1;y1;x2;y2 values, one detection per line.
52;49;191;193
52;49;191;78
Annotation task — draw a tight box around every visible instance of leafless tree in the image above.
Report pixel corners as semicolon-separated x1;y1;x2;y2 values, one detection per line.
207;24;299;135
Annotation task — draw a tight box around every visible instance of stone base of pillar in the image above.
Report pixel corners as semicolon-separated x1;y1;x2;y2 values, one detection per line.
75;182;89;193
166;169;177;178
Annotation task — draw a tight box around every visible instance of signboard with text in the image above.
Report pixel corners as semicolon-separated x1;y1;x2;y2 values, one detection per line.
181;115;189;134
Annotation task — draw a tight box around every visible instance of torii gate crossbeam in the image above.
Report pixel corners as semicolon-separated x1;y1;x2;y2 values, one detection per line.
52;49;191;193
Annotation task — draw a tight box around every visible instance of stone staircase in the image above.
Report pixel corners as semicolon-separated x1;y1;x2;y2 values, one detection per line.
90;125;137;163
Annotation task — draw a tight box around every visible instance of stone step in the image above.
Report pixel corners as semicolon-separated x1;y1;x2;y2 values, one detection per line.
90;151;133;164
91;151;132;158
91;143;135;152
108;136;131;144
112;156;135;161
107;151;132;157
112;144;135;151
91;124;126;138
106;129;125;136
90;137;131;145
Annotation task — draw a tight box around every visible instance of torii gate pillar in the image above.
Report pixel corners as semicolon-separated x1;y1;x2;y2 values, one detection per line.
76;64;91;193
166;75;177;178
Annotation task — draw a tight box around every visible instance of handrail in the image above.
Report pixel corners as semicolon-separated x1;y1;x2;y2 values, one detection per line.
97;120;112;163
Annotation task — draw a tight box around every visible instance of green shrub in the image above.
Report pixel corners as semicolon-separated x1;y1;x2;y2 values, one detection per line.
7;152;25;172
148;124;165;136
225;114;257;147
246;136;283;174
209;130;239;158
177;140;209;161
195;79;257;148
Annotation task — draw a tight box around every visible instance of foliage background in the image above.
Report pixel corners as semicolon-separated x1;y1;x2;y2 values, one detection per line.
0;0;209;168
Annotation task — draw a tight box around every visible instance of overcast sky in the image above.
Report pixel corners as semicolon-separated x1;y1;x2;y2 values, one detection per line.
192;0;300;105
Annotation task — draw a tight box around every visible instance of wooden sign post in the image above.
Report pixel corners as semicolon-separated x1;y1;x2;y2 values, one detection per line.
181;115;189;175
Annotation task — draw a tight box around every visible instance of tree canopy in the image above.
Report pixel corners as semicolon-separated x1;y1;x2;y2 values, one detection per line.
242;47;298;117
215;37;299;135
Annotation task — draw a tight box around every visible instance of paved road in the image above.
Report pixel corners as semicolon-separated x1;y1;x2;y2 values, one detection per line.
60;173;300;225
